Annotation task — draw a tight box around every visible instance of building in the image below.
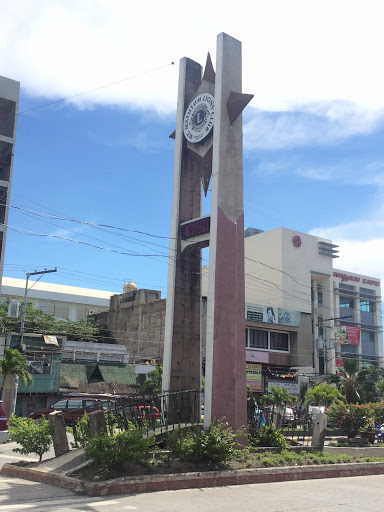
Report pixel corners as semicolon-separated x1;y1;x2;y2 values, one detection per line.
0;277;117;320
0;76;20;288
3;333;137;417
91;282;165;364
202;227;383;397
242;228;382;395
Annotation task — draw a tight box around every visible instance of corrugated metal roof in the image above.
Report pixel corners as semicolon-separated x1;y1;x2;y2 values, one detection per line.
99;364;137;385
60;363;88;381
60;362;137;386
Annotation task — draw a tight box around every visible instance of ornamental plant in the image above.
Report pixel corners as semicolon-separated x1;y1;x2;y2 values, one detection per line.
327;403;374;437
84;421;154;468
168;420;244;464
371;402;384;425
248;424;287;448
9;414;52;461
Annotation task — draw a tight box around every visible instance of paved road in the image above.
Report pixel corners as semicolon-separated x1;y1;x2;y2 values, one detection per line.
0;474;383;511
0;440;56;469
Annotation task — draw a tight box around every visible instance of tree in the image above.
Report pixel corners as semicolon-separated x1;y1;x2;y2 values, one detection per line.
142;365;163;394
0;348;33;400
9;414;52;461
261;385;296;422
304;383;344;408
0;302;100;341
327;359;383;404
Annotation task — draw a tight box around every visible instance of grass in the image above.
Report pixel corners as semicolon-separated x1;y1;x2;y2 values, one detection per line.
74;448;384;482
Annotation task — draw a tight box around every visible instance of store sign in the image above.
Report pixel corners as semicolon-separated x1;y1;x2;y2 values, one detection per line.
333;272;379;287
245;303;300;327
268;381;299;394
335;358;344;367
246;363;262;392
334;325;360;345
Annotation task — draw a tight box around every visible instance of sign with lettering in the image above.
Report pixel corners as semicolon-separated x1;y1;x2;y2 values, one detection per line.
334;325;360;345
183;93;214;143
246;363;262;392
245;303;301;327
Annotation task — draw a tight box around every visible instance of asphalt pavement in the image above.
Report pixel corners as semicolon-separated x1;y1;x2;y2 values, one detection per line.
0;473;383;511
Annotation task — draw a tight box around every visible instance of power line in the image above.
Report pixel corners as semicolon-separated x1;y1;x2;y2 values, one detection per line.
17;62;175;115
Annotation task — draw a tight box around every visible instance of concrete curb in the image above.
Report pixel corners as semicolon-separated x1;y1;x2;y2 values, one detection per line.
2;461;384;496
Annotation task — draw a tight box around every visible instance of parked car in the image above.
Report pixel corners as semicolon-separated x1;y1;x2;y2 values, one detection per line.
282;407;295;425
0;400;8;431
30;398;102;423
131;405;160;421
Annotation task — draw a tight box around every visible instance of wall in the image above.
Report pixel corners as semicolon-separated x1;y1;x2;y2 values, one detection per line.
92;298;166;362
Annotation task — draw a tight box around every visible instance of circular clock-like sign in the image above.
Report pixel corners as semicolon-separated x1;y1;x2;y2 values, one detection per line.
183;93;214;143
292;235;302;248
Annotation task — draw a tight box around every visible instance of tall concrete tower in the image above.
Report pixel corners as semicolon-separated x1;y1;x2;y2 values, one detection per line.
163;33;252;432
0;76;20;289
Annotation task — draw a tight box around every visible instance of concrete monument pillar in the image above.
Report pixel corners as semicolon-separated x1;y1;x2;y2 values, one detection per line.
163;33;252;431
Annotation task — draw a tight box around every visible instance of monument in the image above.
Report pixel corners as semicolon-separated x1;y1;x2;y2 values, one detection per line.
162;33;253;432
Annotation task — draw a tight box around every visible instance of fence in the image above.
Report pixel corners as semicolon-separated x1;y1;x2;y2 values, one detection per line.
68;389;202;444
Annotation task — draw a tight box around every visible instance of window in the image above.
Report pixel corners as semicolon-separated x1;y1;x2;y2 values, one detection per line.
360;300;374;313
67;400;83;409
317;282;323;307
270;332;289;351
249;329;268;349
339;296;354;308
247;328;289;352
53;400;68;409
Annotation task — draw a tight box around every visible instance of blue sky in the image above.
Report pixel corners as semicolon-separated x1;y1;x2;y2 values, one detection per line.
1;0;384;296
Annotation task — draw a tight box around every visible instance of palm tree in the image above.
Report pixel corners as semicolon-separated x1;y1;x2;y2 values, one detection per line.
142;365;163;394
326;359;381;403
0;348;33;401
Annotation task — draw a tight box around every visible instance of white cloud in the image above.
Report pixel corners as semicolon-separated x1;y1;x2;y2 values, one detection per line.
2;0;384;119
309;213;384;280
244;103;383;150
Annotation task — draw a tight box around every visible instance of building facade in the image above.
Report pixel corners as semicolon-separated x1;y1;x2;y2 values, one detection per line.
201;227;383;396
0;76;20;288
1;277;117;320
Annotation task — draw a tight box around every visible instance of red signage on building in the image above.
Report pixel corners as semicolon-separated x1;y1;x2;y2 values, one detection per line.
335;325;360;345
335;358;343;367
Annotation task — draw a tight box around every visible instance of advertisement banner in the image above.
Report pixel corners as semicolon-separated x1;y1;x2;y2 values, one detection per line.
267;381;299;394
246;363;262;392
245;303;300;327
334;325;360;345
335;358;344;367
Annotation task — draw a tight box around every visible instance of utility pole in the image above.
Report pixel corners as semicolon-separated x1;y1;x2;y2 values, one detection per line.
17;268;57;351
10;268;57;415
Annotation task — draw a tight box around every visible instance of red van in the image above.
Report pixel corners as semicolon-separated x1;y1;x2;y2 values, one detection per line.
30;398;101;423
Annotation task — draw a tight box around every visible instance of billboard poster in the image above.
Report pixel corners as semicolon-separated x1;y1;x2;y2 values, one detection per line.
246;363;262;392
267;381;299;394
334;325;360;345
245;303;300;327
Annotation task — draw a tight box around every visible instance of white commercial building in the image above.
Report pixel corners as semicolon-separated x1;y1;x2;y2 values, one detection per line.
0;277;118;321
202;226;383;394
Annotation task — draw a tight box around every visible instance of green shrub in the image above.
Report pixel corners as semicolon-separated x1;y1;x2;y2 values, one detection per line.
371;402;384;425
327;403;374;436
248;424;287;448
9;414;52;461
84;422;154;468
168;420;243;464
71;413;91;448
